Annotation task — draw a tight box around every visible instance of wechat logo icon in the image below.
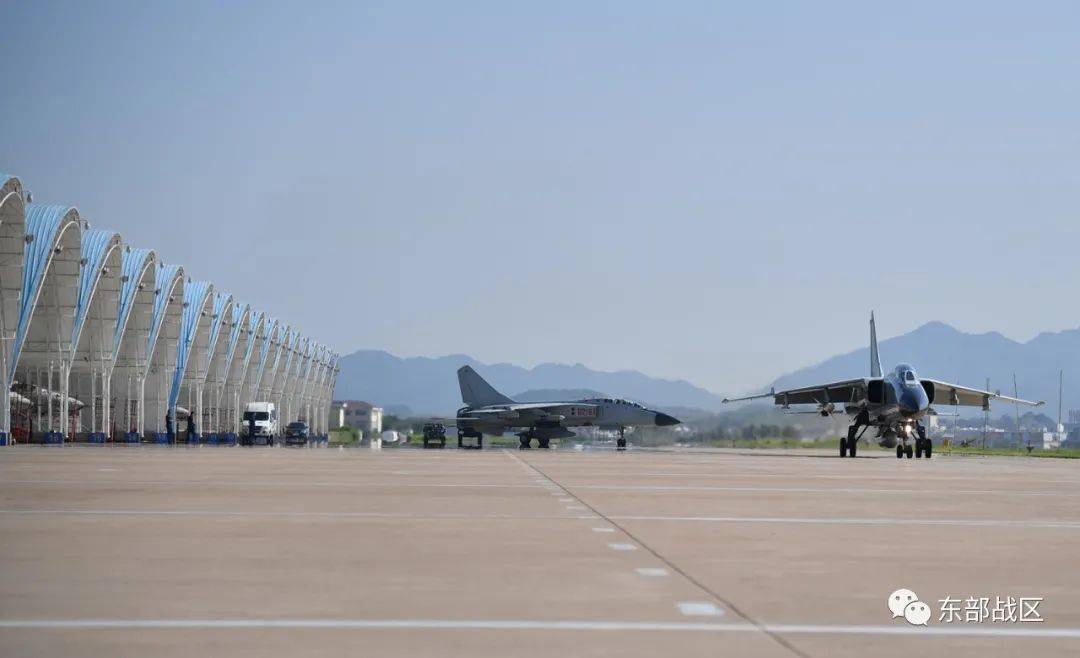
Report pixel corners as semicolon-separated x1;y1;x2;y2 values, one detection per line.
888;589;929;626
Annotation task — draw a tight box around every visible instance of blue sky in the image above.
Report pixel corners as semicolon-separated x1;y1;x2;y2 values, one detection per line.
2;1;1078;394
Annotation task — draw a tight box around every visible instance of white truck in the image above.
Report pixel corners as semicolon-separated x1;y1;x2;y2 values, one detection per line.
241;402;279;446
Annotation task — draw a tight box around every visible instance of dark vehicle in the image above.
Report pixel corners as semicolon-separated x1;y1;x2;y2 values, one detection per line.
422;423;446;449
284;421;310;447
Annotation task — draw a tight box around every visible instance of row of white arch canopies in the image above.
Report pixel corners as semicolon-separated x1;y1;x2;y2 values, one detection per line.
0;173;340;444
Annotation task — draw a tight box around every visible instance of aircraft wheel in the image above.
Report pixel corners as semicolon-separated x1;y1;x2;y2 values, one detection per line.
849;439;857;457
538;438;550;449
925;441;932;459
915;440;923;458
518;436;531;450
616;438;626;451
905;445;913;459
896;444;904;459
839;437;848;458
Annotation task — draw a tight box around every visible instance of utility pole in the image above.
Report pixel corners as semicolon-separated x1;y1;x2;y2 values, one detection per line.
1013;373;1022;451
956;377;964;445
1058;370;1064;434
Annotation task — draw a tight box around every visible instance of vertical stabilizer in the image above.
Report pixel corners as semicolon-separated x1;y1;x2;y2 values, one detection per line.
457;366;515;407
869;311;882;377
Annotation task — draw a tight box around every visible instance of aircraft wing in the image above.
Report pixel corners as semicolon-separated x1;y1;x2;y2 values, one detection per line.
723;379;869;407
504;402;597;413
922;380;1044;409
440;402;599;425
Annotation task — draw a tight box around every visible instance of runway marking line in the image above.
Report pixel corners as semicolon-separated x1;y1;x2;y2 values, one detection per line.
636;568;669;577
7;478;1076;498
4;509;1078;530
504;450;808;657
1;619;1078;638
611;515;1080;529
677;602;724;617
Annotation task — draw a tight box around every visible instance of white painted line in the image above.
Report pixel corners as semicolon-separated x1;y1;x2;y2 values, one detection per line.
635;567;669;577
630;471;1080;486
1;619;1075;638
607;543;637;551
9;511;1078;529
572;483;1080;498
677;602;724;617
566;505;585;510
591;527;615;533
16;478;1072;498
0;479;549;491
558;498;573;502
610;515;1080;530
0;510;599;521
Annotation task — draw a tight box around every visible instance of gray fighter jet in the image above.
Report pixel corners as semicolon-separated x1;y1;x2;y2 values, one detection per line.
453;366;680;450
723;313;1044;459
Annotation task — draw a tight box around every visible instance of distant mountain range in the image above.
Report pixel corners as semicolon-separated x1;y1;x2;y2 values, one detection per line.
335;322;1080;419
333;351;725;415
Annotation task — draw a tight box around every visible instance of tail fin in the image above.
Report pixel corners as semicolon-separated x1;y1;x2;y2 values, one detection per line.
457;366;515;407
869;311;882;377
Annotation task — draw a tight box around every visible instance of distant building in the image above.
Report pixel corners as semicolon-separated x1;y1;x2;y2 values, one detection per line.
329;405;344;429
331;400;383;435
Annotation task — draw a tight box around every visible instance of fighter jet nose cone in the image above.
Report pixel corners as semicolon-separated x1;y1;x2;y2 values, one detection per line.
655;412;680;426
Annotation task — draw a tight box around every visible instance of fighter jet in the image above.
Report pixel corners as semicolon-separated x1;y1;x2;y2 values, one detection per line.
722;313;1044;459
453;366;680;450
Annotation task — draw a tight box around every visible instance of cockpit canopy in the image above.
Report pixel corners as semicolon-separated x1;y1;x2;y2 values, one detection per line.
895;363;919;384
582;397;645;409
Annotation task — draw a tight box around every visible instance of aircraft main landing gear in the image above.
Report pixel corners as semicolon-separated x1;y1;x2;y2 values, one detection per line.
457;430;483;450
537;438;550;449
519;435;531;450
841;410;869;458
616;427;627;451
840;430;858;457
914;422;932;458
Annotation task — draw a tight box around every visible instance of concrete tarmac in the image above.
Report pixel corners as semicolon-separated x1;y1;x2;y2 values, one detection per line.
1;445;1079;657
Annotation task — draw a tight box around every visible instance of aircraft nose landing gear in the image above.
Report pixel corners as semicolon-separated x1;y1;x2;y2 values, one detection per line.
616;427;627;451
895;423;918;458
